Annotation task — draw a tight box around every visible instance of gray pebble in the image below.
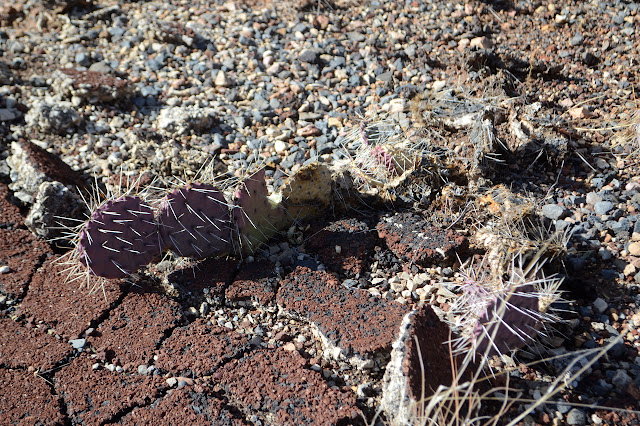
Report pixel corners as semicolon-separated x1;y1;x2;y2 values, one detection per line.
75;52;91;67
542;204;568;220
137;364;148;375
592;297;608;313
566;408;586;425
586;192;603;205
594;201;614;215
69;338;86;349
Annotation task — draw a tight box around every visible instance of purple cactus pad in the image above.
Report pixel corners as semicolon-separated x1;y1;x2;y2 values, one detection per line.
158;183;232;258
77;196;161;279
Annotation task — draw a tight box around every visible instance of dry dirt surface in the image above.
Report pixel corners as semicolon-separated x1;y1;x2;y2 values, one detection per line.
1;0;640;425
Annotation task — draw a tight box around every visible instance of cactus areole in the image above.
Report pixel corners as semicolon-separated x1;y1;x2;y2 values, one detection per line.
158;183;232;258
77;196;161;279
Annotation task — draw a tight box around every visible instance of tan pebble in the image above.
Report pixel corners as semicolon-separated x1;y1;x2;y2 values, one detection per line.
632;232;640;242
624;263;637;276
568;106;593;119
470;36;492;49
629;242;640;256
283;342;296;351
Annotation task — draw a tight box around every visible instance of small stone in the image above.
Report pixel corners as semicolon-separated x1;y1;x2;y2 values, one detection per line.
568;106;592;119
612;369;631;388
214;70;232;87
299;49;319;63
594;201;614;215
541;204;568;220
592;297;608;314
624;263;636;276
283;342;296;351
137;364;148;375
274;140;287;153
470;36;492;49
0;265;10;273
166;377;178;387
628;242;640;256
69;338;86;349
566;408;586;425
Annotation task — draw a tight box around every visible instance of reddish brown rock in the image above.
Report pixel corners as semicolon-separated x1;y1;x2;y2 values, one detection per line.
277;267;410;358
55;354;165;426
89;289;183;370
0;183;24;229
20;257;125;340
381;304;461;424
212;347;361;424
166;257;237;307
0;229;50;301
0;369;65;425
377;212;468;266
155;318;249;376
0;317;71;371
117;386;248;425
226;261;277;307
306;218;375;276
55;68;132;104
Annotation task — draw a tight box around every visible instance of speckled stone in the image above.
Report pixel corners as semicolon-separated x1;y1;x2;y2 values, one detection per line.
20;256;126;340
55;353;166;425
0;229;51;301
226;261;278;307
116;386;249;425
0;369;66;425
155;318;249;376
305;218;375;276
212;347;361;424
377;212;468;266
0;317;71;371
88;288;184;370
277;266;410;357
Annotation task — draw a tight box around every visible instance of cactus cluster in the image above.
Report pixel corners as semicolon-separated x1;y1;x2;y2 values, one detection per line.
68;169;291;283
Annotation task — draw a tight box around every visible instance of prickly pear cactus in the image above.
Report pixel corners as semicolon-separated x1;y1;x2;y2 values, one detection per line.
279;162;332;219
159;183;232;258
233;169;288;254
77;196;161;279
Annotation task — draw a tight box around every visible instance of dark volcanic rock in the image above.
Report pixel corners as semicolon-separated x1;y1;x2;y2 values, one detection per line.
226;261;278;307
382;304;461;424
117;386;249;425
0;183;24;229
55;353;165;426
277;266;410;359
0;317;71;371
212;346;361;425
20;257;126;340
0;369;66;425
88;288;184;370
0;228;51;301
155;318;249;377
166;257;237;308
377;211;468;266
306;218;375;276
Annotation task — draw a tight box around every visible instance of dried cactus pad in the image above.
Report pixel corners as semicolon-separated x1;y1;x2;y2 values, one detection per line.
77;196;161;279
159;183;232;258
233;169;288;254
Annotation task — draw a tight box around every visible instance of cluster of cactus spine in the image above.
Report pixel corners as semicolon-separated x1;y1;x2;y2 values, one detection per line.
447;253;564;363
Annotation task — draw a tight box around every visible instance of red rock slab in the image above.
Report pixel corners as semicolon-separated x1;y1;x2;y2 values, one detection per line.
155;318;249;377
0;228;51;301
19;256;125;340
55;354;165;426
0;317;71;371
166;257;237;307
226;261;277;307
115;386;249;425
377;212;468;266
277;266;410;357
305;218;375;276
0;368;66;425
88;289;183;370
12;138;86;191
381;304;464;423
0;183;24;229
212;347;361;425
